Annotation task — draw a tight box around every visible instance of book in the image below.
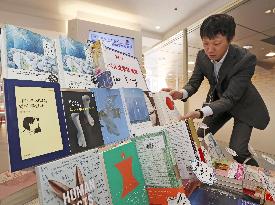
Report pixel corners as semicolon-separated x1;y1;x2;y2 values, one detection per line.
102;141;149;205
237;199;259;205
1;25;58;82
57;36;96;89
91;40;148;90
146;186;185;205
185;119;205;162
93;88;131;144
92;87;152;142
214;160;244;180
152;92;181;126
35;148;112;205
61;90;104;153
4;79;70;171
133;130;181;188
0;171;37;205
204;133;225;162
119;88;152;137
165;121;201;180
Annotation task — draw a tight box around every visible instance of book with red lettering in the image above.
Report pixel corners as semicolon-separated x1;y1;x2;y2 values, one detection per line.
90;40;148;90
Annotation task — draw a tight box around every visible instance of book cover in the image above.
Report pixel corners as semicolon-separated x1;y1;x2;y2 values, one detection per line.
119;88;152;136
153;92;181;126
1;25;58;82
57;36;96;89
91;41;148;90
146;186;185;205
185;119;205;162
204;133;225;162
165;121;199;180
4;79;70;171
93;88;131;145
103;141;149;205
133;130;181;188
62;90;104;153
120;88;149;124
35;148;112;205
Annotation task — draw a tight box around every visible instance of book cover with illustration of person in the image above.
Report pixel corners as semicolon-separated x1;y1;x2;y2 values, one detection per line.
4;79;70;171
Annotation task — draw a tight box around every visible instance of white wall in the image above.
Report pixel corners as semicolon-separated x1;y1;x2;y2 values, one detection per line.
0;10;66;37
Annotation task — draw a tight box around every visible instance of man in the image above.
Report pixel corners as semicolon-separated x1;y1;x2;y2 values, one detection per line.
163;14;269;166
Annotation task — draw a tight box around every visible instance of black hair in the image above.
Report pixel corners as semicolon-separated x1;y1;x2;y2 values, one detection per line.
200;14;236;42
23;117;41;133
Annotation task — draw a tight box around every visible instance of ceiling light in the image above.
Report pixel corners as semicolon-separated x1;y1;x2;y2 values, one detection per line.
243;45;253;49
265;52;275;57
188;70;193;73
188;61;195;65
155;26;160;30
265;9;272;14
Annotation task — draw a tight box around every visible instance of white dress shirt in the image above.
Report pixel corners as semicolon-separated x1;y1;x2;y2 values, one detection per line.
181;49;229;117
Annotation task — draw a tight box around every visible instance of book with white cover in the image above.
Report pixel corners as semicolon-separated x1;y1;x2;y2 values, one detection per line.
165;121;198;180
153;92;181;125
35;148;112;205
133;130;181;188
91;41;148;91
204;133;225;162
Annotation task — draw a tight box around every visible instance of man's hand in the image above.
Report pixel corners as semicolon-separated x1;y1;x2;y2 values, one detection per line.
180;111;201;120
161;88;183;100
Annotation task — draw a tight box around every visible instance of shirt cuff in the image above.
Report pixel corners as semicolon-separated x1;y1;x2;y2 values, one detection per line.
200;106;213;117
180;89;189;100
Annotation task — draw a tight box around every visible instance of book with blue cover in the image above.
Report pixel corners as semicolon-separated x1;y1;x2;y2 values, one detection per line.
120;88;150;124
92;88;131;145
4;79;70;171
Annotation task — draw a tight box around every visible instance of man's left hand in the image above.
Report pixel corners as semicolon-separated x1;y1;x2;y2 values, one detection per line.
180;111;201;120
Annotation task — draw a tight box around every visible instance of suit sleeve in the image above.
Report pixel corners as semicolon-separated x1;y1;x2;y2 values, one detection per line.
182;52;204;102
209;53;256;115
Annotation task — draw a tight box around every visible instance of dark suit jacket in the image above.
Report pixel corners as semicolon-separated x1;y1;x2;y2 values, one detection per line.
183;44;270;130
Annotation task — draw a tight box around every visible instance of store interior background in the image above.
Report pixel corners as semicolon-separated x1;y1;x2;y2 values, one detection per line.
0;0;274;173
